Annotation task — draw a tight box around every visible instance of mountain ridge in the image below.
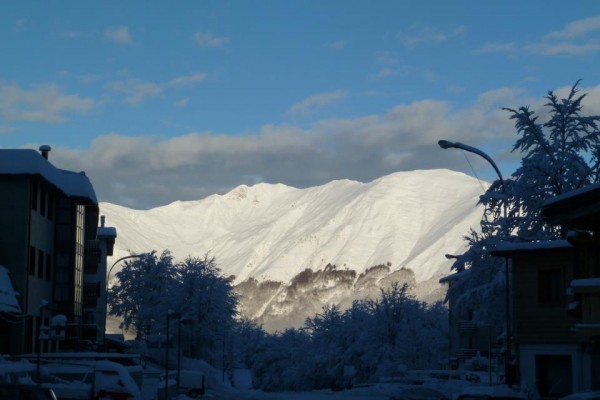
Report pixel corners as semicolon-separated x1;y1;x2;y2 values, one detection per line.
102;168;485;284
101;169;486;330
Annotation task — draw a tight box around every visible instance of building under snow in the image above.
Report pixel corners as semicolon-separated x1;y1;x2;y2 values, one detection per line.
492;182;600;395
0;146;116;354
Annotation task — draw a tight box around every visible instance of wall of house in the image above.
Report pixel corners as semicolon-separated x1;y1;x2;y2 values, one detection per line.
0;176;58;354
512;250;577;345
519;344;583;396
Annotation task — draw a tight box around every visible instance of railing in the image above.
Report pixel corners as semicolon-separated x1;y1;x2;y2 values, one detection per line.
457;348;478;361
459;320;476;334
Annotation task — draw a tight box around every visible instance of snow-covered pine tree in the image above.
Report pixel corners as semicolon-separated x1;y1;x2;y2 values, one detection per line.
447;81;600;326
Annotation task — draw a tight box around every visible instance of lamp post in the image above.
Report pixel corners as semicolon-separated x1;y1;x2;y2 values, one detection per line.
438;139;513;385
165;310;181;400
104;254;145;344
177;316;194;394
36;300;49;385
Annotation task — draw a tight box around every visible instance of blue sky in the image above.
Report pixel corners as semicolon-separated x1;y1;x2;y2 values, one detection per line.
2;1;600;209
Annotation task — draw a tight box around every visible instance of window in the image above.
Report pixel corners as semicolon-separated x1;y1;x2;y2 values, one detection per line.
29;246;36;276
538;268;564;306
47;191;54;220
31;183;38;211
39;186;46;216
45;253;52;281
37;249;44;279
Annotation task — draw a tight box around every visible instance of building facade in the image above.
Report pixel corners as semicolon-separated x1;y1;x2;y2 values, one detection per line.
0;147;115;354
491;183;600;397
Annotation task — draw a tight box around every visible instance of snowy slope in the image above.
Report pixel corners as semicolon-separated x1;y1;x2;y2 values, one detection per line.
101;169;485;285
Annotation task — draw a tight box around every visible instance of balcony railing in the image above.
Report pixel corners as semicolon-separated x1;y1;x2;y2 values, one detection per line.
457;348;478;361
459;320;476;334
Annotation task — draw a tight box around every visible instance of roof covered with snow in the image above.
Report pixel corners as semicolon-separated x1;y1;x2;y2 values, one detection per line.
542;182;600;226
491;240;573;256
0;149;97;204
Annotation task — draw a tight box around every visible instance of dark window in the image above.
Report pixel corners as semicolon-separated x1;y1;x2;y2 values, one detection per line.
37;249;44;279
55;283;70;302
31;183;38;211
538;268;563;306
39;186;46;216
0;388;19;398
47;191;54;220
45;253;52;281
29;246;36;276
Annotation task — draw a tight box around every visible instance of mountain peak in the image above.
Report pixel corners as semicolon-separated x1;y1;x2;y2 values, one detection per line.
101;168;485;285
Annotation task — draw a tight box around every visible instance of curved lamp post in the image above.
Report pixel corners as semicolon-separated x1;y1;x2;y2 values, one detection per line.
438;139;513;385
177;316;194;394
36;300;49;385
165;310;181;400
104;254;146;343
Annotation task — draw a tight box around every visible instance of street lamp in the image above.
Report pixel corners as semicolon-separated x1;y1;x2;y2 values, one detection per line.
165;310;181;400
177;316;194;394
438;139;513;385
36;300;49;385
104;254;146;343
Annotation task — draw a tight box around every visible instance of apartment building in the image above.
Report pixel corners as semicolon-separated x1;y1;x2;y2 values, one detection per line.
0;146;116;354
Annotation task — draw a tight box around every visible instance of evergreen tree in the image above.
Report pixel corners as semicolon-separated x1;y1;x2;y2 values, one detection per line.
447;81;600;325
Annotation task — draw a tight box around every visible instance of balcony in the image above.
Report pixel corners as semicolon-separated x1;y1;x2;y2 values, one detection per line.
570;278;600;294
459;320;476;334
457;348;478;361
570;279;600;330
83;283;100;308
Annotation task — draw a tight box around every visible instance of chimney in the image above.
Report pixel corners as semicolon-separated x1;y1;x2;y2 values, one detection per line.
39;145;51;160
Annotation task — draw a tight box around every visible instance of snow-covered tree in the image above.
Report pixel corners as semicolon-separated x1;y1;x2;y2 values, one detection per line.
109;250;178;340
109;251;238;357
246;282;447;391
174;255;238;360
503;80;600;239
447;81;600;326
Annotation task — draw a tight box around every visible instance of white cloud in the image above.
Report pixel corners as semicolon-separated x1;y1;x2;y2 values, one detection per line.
105;26;133;45
329;40;348;49
44;83;600;209
375;68;398;79
193;32;229;47
175;98;189;107
49;86;545;209
397;25;466;48
167;72;208;88
0;81;95;123
525;42;600;56
523;16;600;56
472;43;516;55
544;16;600;40
288;90;348;116
60;31;82;39
376;51;400;65
108;79;162;105
0;126;15;134
446;84;465;95
108;72;208;105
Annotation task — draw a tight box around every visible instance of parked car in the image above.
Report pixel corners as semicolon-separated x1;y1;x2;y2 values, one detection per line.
178;370;205;398
562;392;600;400
0;383;57;400
390;387;451;400
454;385;527;400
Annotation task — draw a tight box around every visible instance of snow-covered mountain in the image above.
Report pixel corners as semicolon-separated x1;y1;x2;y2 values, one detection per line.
101;169;486;330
